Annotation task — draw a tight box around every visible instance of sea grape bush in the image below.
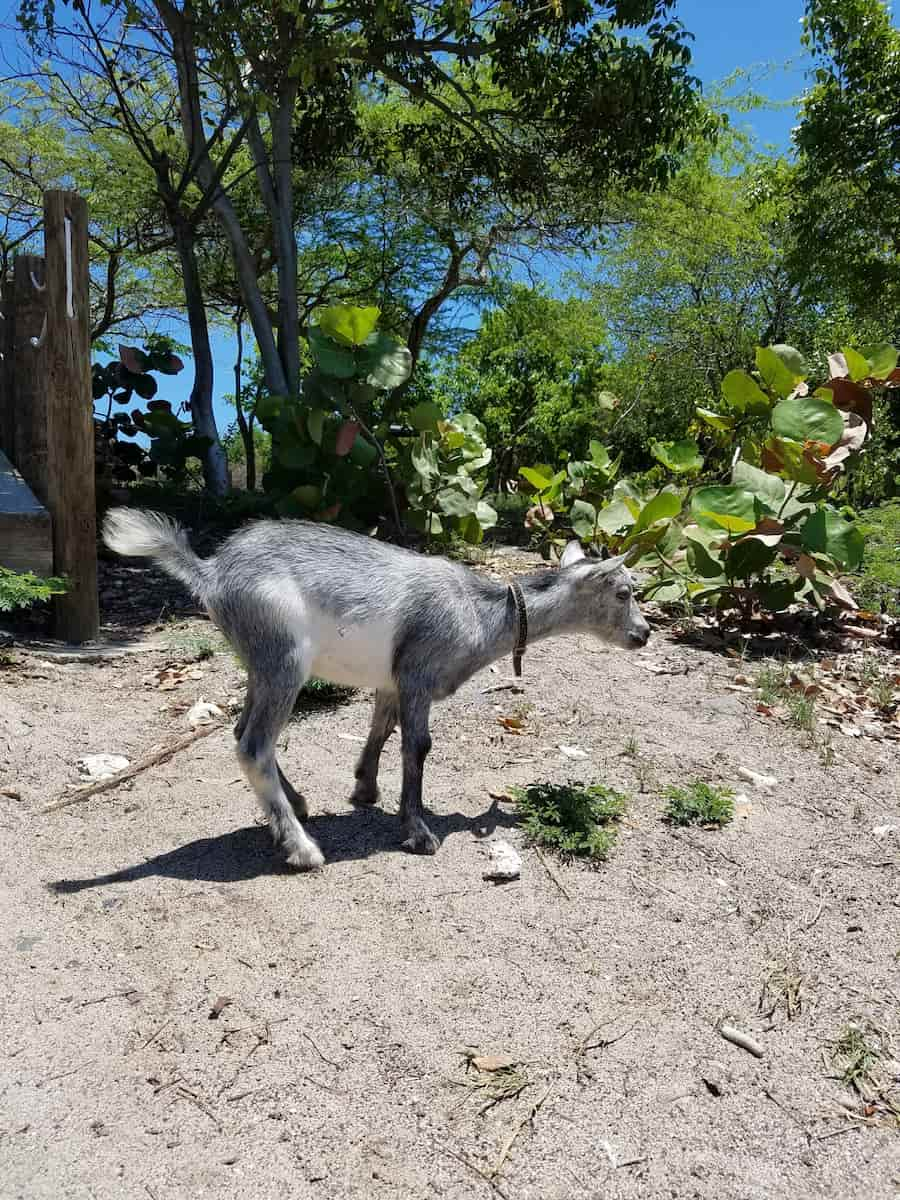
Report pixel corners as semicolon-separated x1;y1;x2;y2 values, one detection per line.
256;304;497;542
92;338;209;485
521;343;899;617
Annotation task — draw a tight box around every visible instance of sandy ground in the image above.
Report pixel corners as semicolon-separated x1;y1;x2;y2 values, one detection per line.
1;550;898;1200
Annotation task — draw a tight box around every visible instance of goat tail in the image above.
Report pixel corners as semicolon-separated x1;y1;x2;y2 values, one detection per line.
102;508;212;597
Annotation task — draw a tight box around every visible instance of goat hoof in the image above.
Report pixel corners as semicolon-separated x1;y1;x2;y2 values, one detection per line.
284;841;325;871
401;825;440;856
350;783;380;807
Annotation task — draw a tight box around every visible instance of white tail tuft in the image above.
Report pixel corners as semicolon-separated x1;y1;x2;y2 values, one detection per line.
102;508;209;595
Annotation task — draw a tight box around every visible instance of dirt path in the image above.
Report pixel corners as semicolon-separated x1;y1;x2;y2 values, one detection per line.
1;563;898;1199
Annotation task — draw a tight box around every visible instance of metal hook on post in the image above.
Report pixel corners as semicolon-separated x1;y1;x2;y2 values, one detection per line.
64;214;74;319
30;269;46;293
30;314;48;349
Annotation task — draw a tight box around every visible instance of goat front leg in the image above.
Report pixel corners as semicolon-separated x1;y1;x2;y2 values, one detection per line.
350;690;398;807
398;689;439;855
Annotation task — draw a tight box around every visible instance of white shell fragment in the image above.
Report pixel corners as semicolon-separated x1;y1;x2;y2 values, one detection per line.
77;754;130;781
483;839;522;882
737;766;778;791
187;699;224;728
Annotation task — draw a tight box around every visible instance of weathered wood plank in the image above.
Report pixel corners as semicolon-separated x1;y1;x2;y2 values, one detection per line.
43;191;98;642
12;254;48;504
0;449;53;575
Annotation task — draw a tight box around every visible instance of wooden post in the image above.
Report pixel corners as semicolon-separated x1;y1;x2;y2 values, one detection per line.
12;254;49;504
0;281;14;459
43;190;98;642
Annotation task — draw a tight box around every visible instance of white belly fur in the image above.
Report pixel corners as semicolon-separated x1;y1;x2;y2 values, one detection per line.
259;583;396;690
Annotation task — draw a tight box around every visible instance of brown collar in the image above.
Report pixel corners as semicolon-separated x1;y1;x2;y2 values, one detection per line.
508;580;528;677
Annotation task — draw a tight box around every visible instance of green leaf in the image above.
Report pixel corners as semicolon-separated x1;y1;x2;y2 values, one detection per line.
588;441;614;471
254;393;285;429
436;487;477;518
859;343;898;381
409;401;442;432
721;370;771;414
457;513;485;544
306;408;326;446
519;465;553;492
633;491;681;534
755;347;798;399
770;344;807;377
317;304;380;347
307;326;357;378
800;509;865;569
291;484;321;510
364;332;412;390
685;530;726;579
725;538;777;580
594;499;636;536
276;439;316;470
841;346;870;383
696;407;735;432
412;441;440;482
771;395;843;446
690;485;756;534
475;499;498;529
761;436;824;485
650;438;703;474
348;435;378;468
731;460;786;509
570;499;598;540
754;579;801;613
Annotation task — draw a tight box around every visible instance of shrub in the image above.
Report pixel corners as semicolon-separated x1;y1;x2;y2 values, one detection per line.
0;568;67;612
664;781;734;827
511;780;627;861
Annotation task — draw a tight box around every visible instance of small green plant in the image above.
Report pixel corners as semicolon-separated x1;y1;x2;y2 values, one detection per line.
167;630;219;661
754;661;792;706
622;735;639;757
664;780;734;827
871;674;897;713
0;567;67;612
293;676;357;711
786;691;817;732
511;780;627;862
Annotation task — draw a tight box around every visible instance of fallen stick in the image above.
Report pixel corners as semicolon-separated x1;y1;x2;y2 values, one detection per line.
490;1082;553;1181
719;1023;764;1059
43;721;227;813
533;846;572;901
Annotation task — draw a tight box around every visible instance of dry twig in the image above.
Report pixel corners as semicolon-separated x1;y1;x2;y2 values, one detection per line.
44;721;226;812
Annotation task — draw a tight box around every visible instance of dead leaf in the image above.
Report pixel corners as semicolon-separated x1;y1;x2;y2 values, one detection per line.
497;716;525;734
471;1054;516;1073
488;790;514;803
209;996;232;1020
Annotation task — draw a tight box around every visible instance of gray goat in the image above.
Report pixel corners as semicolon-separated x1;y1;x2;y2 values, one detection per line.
103;509;650;869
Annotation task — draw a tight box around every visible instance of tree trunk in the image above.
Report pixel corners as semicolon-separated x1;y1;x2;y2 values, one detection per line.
158;0;289;399
172;217;229;495
232;312;256;491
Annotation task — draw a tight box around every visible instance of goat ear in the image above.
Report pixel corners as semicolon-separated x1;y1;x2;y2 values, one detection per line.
596;553;626;574
560;540;586;568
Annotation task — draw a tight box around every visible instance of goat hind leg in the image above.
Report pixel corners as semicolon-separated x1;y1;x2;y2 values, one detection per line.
351;690;398;807
237;665;322;869
398;689;439;855
236;681;307;821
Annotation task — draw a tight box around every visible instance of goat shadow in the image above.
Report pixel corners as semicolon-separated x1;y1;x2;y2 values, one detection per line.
49;801;520;895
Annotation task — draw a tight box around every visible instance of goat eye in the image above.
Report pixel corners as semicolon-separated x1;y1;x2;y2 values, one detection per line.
616;587;630;602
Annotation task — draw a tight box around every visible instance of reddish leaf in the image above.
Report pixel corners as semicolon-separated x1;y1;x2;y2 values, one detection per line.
118;345;148;374
828;378;873;429
334;420;360;457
